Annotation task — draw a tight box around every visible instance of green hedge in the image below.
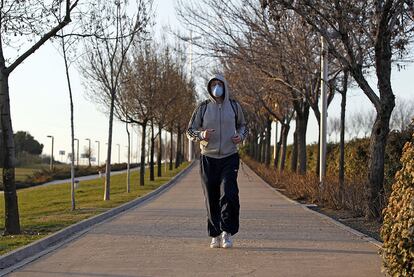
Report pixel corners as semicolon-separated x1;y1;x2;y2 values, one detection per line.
381;138;414;276
280;126;414;197
1;163;140;190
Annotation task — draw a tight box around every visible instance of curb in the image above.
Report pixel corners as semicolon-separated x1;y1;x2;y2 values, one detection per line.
240;161;383;249
0;161;195;272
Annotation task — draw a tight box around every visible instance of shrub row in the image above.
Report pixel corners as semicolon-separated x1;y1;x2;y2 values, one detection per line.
4;163;140;190
381;139;414;276
242;155;366;216
280;126;414;208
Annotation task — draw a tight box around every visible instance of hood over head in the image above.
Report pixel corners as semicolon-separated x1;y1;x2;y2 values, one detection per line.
207;74;230;103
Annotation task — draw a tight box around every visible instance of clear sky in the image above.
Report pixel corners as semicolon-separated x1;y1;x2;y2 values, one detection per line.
9;0;414;165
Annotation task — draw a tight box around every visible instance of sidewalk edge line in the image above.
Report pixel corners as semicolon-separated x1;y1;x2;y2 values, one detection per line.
0;161;195;273
242;162;383;249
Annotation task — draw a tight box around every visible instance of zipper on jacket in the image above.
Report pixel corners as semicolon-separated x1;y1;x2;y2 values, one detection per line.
218;103;222;156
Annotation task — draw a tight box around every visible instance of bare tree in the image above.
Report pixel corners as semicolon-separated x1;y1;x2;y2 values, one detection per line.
0;0;80;235
82;146;94;165
348;109;376;139
114;40;194;186
54;9;93;210
390;97;414;131
337;70;349;200
328;117;340;142
176;0;344;175
348;111;363;139
263;0;414;219
80;0;152;199
60;31;77;211
154;46;184;177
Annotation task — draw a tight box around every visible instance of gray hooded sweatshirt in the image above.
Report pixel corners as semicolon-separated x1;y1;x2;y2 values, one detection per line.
187;74;248;159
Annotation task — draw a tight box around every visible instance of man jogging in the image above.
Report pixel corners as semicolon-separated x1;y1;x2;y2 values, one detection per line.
187;74;248;249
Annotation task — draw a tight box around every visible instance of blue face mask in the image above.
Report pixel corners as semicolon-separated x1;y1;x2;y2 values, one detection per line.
212;85;223;97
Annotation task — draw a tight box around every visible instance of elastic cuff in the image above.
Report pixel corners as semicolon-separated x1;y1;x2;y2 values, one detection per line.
199;131;205;140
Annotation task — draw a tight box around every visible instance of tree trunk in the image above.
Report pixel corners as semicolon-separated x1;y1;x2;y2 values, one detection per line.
262;132;266;163
367;109;393;218
274;123;282;169
157;125;162;177
169;130;173;170
104;92;116;200
265;118;272;167
257;133;263;163
62;38;76;210
280;123;290;172
1;71;21;234
290;131;298;173
126;122;131;193
250;130;257;159
248;132;255;157
175;127;181;168
140;123;147;186
147;131;150;165
180;133;185;164
150;122;155;181
296;106;309;175
136;128;140;164
183;133;186;162
364;22;395;219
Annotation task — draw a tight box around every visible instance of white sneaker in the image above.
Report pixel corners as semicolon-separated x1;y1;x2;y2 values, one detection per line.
221;231;233;248
210;236;221;248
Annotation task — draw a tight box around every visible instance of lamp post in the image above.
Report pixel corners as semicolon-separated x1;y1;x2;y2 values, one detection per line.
130;127;133;165
273;121;278;160
85;138;91;167
320;37;328;184
95;140;100;166
74;138;79;167
117;144;120;164
47;135;54;170
182;32;201;162
273;103;279;164
319;32;340;184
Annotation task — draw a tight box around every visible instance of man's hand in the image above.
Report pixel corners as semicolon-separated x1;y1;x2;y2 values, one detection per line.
232;134;242;144
201;129;215;141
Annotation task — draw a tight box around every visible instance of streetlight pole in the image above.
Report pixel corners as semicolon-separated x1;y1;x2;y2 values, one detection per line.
273;120;278;161
95;140;100;166
47;135;54;171
273;103;279;165
320;36;328;184
117;144;120;164
74;138;79;167
85;138;91;167
183;32;201;162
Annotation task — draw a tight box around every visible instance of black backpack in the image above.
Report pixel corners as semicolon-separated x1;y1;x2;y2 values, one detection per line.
199;99;239;129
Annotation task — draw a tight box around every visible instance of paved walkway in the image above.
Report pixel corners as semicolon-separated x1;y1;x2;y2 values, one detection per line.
7;161;383;277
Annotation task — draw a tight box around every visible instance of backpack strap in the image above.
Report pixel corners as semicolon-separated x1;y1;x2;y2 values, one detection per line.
199;99;210;127
229;99;239;129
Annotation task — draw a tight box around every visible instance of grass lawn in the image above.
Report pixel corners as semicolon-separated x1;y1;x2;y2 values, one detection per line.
0;162;189;255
